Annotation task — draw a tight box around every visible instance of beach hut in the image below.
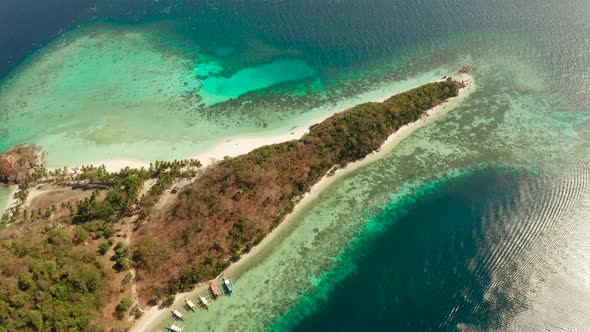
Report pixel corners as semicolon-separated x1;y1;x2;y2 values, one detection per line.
169;323;184;332
172;310;183;320
223;277;233;293
209;281;220;298
185;299;197;312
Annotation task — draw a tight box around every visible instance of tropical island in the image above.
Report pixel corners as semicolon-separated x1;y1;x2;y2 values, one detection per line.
0;78;466;331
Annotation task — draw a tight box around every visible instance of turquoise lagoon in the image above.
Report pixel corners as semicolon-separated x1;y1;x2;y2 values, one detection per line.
0;22;457;169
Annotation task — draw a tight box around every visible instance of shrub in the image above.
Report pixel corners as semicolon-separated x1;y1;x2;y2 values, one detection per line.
132;305;143;318
162;294;175;307
122;272;133;285
97;242;110;255
116;297;133;318
73;226;89;244
116;257;129;270
133;237;167;272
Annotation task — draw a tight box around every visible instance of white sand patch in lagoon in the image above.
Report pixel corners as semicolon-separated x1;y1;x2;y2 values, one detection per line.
199;59;318;106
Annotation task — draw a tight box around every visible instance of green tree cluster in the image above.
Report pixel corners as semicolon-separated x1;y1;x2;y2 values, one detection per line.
115;297;132;319
0;228;109;331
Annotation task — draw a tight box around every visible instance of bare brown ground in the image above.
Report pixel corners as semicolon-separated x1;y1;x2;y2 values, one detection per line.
28;185;95;210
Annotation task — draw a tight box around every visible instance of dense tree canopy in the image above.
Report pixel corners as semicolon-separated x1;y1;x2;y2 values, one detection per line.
0;228;109;331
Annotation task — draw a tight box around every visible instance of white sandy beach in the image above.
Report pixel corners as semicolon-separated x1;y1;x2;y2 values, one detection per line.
130;75;474;332
92;121;332;173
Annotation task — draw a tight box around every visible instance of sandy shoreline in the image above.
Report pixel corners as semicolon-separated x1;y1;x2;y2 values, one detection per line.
91;115;334;173
131;75;474;331
2;185;18;214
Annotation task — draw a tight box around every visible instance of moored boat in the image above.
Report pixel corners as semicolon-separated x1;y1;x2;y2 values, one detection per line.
223;277;233;293
185;299;196;312
169;323;184;332
200;296;209;307
172;310;183;320
209;281;220;298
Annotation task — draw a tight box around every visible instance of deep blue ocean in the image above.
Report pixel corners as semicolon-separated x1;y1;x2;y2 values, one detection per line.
2;0;590;331
272;167;538;331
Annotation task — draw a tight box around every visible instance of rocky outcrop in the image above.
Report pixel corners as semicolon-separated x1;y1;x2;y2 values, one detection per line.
0;145;43;184
457;64;475;74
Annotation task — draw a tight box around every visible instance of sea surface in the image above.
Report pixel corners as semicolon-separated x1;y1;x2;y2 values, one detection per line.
1;0;590;331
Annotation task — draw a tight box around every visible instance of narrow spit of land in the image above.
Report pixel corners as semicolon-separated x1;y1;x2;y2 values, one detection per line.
134;76;473;332
133;79;466;304
0;78;467;331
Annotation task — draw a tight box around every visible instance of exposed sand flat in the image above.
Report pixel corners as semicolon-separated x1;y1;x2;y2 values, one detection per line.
131;75;473;332
26;185;95;211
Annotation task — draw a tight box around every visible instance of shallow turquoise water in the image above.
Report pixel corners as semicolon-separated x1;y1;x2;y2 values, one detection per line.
0;23;321;167
200;59;317;106
0;22;458;168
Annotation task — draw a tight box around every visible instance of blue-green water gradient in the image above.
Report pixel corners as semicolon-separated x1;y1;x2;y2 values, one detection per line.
2;0;590;330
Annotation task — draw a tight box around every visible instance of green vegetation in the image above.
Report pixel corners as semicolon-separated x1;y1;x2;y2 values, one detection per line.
162;295;175;308
135;80;463;299
0;158;201;330
73;226;89;244
113;242;131;270
97;242;110;255
72;170;144;224
115;297;133;319
0;228;109;331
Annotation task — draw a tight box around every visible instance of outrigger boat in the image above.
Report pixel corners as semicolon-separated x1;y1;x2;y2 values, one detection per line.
209;281;220;298
185;299;197;312
223;277;233;293
172;310;183;320
169;322;184;332
200;296;209;307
